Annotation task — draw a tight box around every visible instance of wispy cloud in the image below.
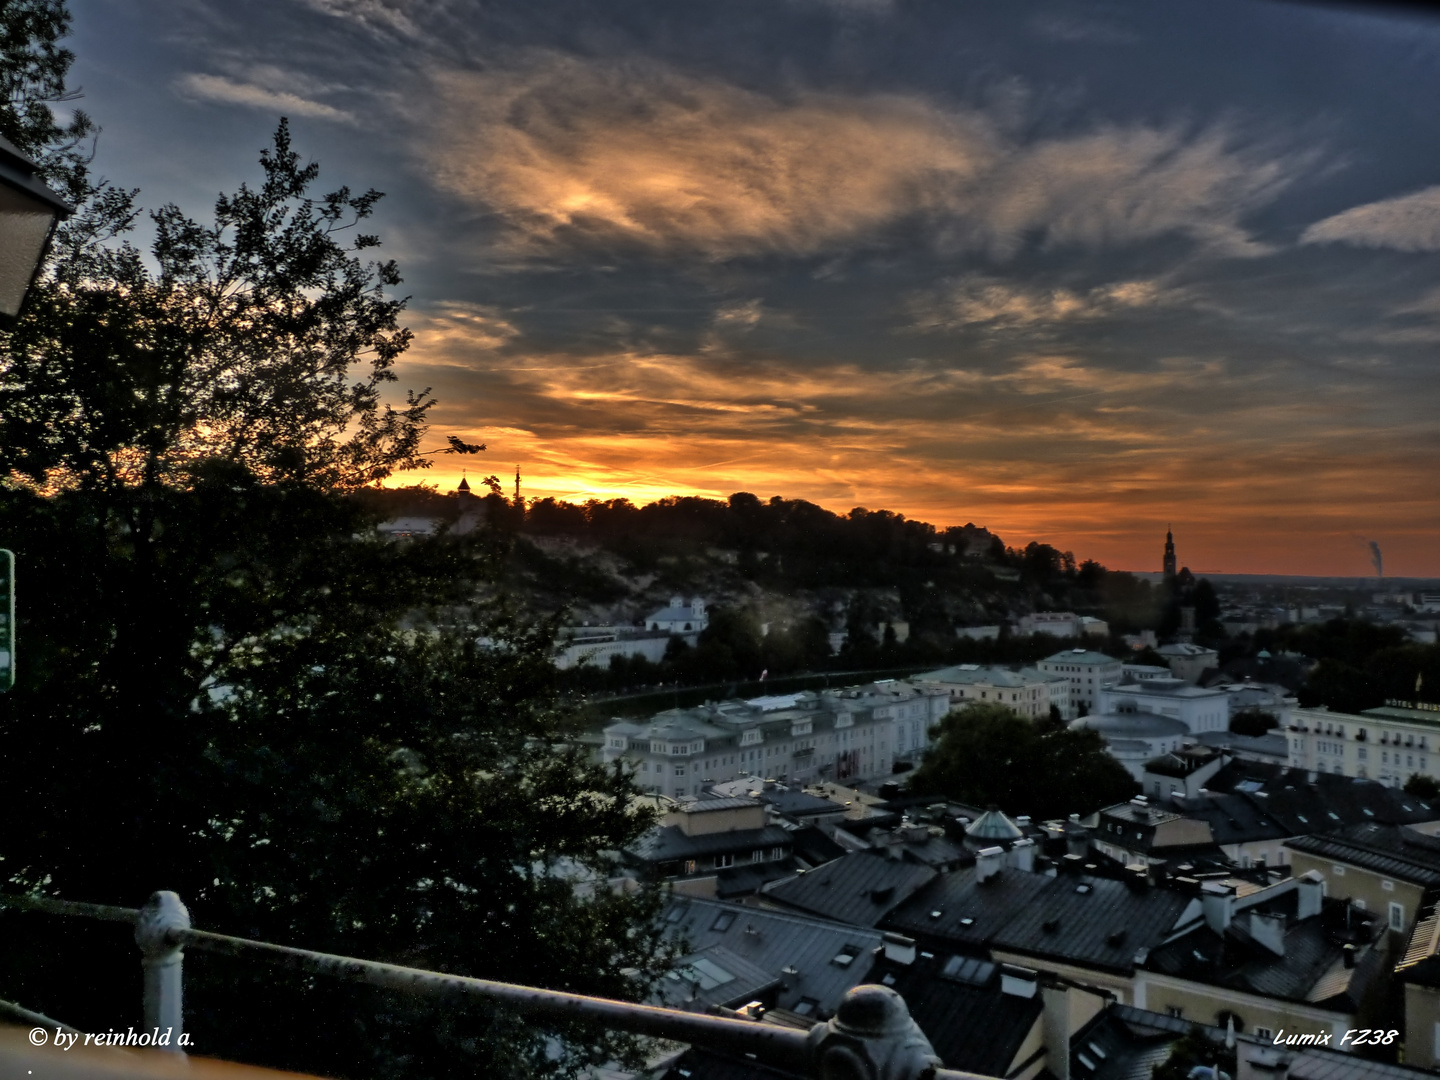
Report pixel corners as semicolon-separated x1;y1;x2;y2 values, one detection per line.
175;73;355;123
420;54;1297;261
909;275;1188;331
1301;185;1440;252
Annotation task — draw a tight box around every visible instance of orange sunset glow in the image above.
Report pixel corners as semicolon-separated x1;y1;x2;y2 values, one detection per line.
81;1;1440;578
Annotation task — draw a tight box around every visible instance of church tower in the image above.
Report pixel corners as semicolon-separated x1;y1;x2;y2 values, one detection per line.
1163;526;1177;579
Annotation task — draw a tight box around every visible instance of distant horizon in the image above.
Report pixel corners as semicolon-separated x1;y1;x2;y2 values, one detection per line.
388;470;1438;579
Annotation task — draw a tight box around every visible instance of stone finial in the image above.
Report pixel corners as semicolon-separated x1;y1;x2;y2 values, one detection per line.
808;984;942;1080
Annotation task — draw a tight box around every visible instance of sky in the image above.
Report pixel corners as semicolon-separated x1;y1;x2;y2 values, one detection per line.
62;0;1440;575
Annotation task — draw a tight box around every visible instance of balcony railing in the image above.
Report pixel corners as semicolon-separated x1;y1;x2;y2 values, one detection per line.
1;890;991;1080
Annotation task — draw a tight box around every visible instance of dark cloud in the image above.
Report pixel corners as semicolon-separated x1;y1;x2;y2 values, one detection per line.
64;0;1440;573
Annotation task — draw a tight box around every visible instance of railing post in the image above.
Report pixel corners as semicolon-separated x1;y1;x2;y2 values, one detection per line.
807;985;943;1080
134;891;191;1051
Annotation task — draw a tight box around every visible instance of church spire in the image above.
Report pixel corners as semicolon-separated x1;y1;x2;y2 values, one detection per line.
1163;524;1177;579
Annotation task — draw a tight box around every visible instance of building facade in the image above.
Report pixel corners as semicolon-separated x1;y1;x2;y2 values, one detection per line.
913;664;1069;720
1097;678;1230;735
602;682;952;799
1038;649;1124;718
1285;702;1440;786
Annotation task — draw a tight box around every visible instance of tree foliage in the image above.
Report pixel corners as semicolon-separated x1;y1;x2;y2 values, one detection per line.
0;12;664;1078
905;702;1138;819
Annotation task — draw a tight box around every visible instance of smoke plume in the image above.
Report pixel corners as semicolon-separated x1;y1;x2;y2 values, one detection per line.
1369;540;1383;579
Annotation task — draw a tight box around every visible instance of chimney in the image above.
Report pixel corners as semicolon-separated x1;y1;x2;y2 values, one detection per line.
1343;943;1357;969
1202;881;1236;932
1238;1046;1292;1080
1000;963;1039;999
1062;852;1086;875
1011;837;1037;873
882;931;916;965
1249;910;1286;957
976;845;1005;883
1126;864;1151;891
1296;871;1324;919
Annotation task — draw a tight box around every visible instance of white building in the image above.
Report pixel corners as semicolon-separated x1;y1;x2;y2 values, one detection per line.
913;663;1069;720
554;627;696;670
1284;701;1440;786
1016;612;1109;638
601;681;951;799
1155;642;1219;684
646;596;709;633
1037;649;1124;718
1070;712;1191;780
1097;678;1230;735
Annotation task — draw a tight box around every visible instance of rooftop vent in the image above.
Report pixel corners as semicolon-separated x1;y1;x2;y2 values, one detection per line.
1042;918;1060;933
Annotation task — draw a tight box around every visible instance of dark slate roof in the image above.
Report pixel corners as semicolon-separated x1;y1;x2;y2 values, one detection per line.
1072;1006;1181;1080
716;857;804;899
788;826;847;868
1142;908;1383;1011
629;824;795;863
1201;761;1440;833
1285;824;1440;888
660;1047;800;1080
990;875;1191;974
759;788;845;820
655;944;781;1011
1172;792;1290;847
868;954;1044;1076
763;851;938;927
661;896;884;1017
884;865;1052;949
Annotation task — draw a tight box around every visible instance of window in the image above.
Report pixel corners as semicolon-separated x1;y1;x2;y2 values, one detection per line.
674;765;685;776
711;911;736;932
1390;901;1406;931
1383;879;1395;891
683;859;697;874
1255;1028;1273;1042
715;853;734;869
1166;1006;1183;1019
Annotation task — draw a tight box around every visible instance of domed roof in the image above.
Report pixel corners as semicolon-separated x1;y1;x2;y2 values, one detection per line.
965;806;1023;841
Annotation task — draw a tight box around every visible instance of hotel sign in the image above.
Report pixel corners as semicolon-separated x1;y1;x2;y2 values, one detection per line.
1386;699;1440;713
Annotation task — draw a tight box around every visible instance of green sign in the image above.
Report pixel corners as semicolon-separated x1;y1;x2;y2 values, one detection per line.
0;549;12;690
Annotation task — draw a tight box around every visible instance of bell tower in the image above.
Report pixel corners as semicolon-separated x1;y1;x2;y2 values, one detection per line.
1163;526;1177;579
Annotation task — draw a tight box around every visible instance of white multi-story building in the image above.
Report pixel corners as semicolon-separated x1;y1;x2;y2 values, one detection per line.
1016;612;1109;638
601;681;951;799
912;663;1068;720
1037;649;1123;718
1285;701;1440;786
1097;678;1230;735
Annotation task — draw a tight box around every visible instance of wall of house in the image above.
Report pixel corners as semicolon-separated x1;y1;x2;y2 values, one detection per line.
986;950;1135;1005
1133;973;1352;1044
1404;983;1440;1068
1284;850;1425;934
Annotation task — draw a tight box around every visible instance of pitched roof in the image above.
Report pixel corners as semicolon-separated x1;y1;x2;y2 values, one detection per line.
661;896;885;1018
869;953;1044;1075
1043;650;1121;666
1285;824;1440;888
990;875;1189;974
1396;904;1440;987
966;807;1024;841
628;823;794;863
884;864;1052;948
763;851;938;927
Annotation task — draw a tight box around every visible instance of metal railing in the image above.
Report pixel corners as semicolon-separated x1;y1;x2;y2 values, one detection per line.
2;890;991;1080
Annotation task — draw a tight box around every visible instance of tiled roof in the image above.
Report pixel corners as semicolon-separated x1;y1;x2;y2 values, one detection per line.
763;851;938;927
1396;904;1440;987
